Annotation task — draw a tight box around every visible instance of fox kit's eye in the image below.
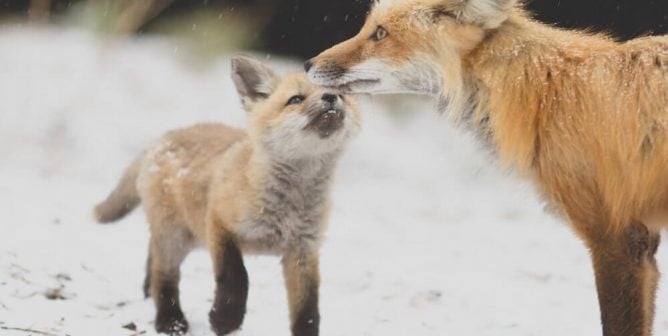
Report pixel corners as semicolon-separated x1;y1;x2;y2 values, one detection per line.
286;95;305;106
371;26;388;41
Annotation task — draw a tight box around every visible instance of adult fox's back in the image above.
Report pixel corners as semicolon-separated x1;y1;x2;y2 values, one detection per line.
464;20;668;229
306;0;668;335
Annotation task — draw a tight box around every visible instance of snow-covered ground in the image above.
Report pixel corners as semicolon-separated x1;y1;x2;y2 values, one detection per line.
2;26;668;336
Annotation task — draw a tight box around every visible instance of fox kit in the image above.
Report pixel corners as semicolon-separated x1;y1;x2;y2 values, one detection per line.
94;56;360;336
306;0;668;335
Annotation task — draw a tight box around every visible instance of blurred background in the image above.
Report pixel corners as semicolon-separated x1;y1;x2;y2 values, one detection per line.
0;0;666;59
1;1;668;336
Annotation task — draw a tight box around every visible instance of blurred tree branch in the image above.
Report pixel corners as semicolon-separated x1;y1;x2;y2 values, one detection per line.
109;0;176;35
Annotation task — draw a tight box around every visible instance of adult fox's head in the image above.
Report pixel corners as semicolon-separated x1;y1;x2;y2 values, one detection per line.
306;0;516;112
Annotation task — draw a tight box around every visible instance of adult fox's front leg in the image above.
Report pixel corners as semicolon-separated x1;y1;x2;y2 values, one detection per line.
584;221;660;336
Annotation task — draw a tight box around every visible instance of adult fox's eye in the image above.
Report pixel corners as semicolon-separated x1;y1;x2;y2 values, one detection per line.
371;26;388;41
287;95;305;105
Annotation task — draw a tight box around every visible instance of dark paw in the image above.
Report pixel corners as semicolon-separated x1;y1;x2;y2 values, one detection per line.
209;306;245;335
155;311;189;335
293;313;319;336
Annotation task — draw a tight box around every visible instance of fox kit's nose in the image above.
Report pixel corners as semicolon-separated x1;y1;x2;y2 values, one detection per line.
321;93;338;104
304;59;314;72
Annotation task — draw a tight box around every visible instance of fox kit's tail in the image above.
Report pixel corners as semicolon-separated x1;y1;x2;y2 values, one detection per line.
94;158;141;223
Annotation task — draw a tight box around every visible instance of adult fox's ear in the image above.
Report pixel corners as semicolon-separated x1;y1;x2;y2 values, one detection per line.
231;55;280;111
448;0;516;29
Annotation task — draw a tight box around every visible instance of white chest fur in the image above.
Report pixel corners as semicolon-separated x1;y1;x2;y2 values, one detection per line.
236;158;335;254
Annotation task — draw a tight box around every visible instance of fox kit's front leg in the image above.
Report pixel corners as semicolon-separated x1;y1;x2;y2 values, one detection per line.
209;233;249;335
282;247;321;336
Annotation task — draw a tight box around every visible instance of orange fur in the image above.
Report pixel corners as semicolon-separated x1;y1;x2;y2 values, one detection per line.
308;1;668;334
469;16;668;232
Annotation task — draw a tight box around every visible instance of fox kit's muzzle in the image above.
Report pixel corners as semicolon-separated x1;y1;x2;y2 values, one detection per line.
305;93;347;138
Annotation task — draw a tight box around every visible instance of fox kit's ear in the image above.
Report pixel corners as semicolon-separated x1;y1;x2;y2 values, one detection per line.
231;55;279;111
449;0;515;29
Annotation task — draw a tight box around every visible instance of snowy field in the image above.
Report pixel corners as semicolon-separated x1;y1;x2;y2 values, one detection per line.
3;26;668;336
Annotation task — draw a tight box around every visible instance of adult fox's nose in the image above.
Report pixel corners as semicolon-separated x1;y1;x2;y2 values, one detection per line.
321;93;338;104
304;59;314;72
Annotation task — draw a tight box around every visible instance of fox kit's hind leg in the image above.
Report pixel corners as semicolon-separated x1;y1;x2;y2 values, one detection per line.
584;221;660;336
282;248;320;336
148;226;195;335
208;234;249;335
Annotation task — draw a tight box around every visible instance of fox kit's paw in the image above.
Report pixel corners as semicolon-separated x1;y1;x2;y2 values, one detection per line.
155;311;189;335
209;306;245;335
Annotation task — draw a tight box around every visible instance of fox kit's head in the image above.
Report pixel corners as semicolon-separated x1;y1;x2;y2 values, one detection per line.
231;56;360;160
306;0;516;113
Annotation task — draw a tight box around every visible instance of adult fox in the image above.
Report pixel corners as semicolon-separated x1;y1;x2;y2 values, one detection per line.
306;0;668;335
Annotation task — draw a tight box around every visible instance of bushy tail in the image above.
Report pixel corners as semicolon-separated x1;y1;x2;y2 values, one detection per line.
94;158;141;224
